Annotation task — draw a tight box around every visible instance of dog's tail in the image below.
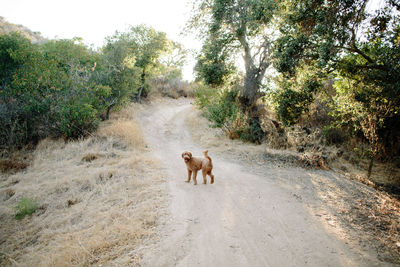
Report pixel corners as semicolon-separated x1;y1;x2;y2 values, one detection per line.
203;150;212;163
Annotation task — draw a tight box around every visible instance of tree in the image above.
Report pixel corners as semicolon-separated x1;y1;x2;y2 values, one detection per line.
160;41;187;70
100;32;141;118
126;25;169;102
158;40;188;81
194;35;236;86
274;0;400;173
188;0;278;143
189;0;277;107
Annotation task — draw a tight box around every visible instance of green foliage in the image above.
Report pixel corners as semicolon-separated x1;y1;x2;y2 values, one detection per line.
102;25;170;101
330;76;398;158
15;197;38;220
194;37;236;86
205;89;240;131
272;66;321;126
0;25;184;149
274;88;312;126
193;83;218;108
194;83;264;143
56;102;99;138
0;32;32;87
189;0;277;106
273;0;400;158
0;34;112;146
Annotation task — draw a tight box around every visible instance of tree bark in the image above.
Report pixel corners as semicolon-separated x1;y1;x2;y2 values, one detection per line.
238;34;270;109
367;156;374;178
136;69;146;103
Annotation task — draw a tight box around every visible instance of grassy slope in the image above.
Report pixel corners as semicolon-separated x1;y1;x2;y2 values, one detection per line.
0;105;166;266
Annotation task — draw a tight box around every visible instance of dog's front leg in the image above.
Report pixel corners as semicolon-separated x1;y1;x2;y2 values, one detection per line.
186;169;192;183
192;170;198;185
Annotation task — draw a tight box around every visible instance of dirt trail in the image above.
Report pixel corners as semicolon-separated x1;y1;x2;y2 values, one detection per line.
137;99;388;267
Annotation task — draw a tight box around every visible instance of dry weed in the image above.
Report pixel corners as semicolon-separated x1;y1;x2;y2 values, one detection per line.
149;76;192;100
0;116;166;266
0;159;29;173
81;153;101;162
300;152;329;170
109;103;142;120
97;120;145;149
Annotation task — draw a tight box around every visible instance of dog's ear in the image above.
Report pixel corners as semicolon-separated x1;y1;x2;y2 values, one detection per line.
181;152;185;158
188;152;192;158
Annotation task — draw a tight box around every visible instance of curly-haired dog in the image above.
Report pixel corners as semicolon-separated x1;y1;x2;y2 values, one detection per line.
181;150;214;185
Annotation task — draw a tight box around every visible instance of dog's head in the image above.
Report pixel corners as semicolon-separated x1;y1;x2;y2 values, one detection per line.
181;151;192;163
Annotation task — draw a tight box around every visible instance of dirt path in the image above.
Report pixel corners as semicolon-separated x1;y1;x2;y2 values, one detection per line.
137;99;389;267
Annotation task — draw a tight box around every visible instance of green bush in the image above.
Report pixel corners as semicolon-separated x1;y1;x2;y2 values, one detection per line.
237;117;265;144
0;29;185;149
55;102;99;138
0;33;122;148
193;83;217;108
194;84;265;143
273;69;320;126
15;197;38;220
205;89;239;129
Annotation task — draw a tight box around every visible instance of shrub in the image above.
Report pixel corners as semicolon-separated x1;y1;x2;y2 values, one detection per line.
150;75;190;99
15;197;38;220
0;34;121;148
203;88;239;135
55;102;99;138
193;83;217;109
323;126;347;145
236;116;266;144
194;84;265;142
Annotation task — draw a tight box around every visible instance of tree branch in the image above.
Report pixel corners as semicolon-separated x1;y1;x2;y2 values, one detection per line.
334;45;375;64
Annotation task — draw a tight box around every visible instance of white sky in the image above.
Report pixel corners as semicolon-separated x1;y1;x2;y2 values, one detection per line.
1;0;200;81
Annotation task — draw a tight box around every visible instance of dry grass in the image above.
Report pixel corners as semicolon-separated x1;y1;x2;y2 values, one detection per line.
0;160;29;173
98;120;145;149
148;76;193;100
0;106;166;266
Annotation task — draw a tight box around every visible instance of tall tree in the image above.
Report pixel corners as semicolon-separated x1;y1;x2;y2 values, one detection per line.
189;0;277;108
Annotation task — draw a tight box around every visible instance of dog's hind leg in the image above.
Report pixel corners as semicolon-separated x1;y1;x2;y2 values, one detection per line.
208;171;214;184
186;169;192;183
202;169;207;184
192;170;198;185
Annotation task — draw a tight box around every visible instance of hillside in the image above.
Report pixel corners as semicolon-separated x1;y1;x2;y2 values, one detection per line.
0;16;46;43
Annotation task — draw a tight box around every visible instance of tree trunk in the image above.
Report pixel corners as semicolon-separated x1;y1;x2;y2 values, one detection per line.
136;69;146;103
240;69;260;108
367;156;374;178
238;39;269;109
238;68;267;144
105;105;112;120
236;34;271;143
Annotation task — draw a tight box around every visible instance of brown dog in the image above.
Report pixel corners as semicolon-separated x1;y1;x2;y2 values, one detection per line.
181;150;214;185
